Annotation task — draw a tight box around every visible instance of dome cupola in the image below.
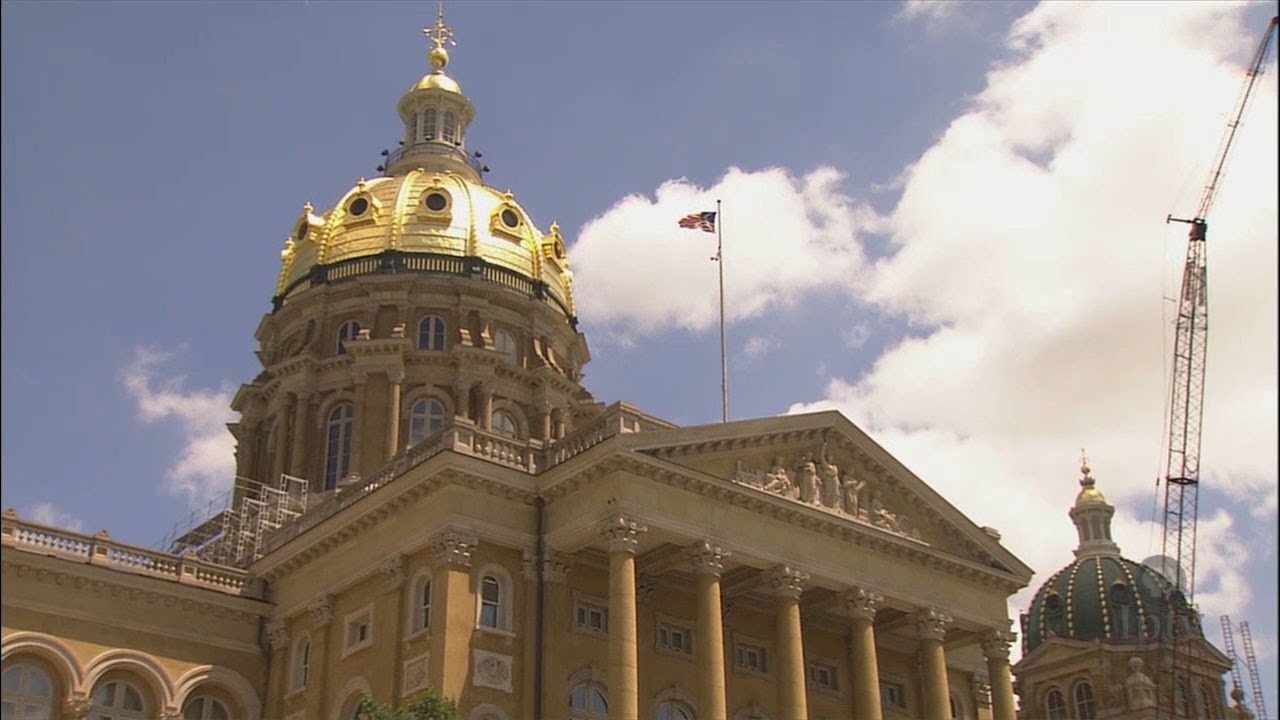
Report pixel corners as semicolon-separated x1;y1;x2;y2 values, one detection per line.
1068;456;1120;558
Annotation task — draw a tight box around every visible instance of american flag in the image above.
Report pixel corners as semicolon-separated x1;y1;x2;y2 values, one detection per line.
677;211;717;233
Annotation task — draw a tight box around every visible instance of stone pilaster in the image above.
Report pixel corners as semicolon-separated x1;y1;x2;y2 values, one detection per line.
766;566;809;720
980;631;1017;720
307;595;334;720
915;609;953;720
600;515;646;720
386;370;403;460
689;542;730;720
842;587;884;720
428;530;477;702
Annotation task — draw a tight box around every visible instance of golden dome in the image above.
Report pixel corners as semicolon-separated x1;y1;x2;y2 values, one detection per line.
1074;464;1108;508
411;70;462;95
275;171;575;317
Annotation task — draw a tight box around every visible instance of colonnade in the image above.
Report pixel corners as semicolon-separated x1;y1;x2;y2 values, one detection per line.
597;515;1019;720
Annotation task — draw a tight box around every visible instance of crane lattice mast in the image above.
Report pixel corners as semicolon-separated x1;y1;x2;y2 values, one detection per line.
1158;15;1277;720
1219;615;1245;699
1239;621;1268;720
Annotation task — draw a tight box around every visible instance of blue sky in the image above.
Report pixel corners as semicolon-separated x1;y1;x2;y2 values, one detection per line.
2;0;1276;707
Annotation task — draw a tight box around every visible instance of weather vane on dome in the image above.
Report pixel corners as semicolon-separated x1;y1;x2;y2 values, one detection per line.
424;0;456;69
1079;448;1091;478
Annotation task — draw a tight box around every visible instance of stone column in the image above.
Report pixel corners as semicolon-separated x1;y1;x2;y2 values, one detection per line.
288;396;310;478
767;566;809;720
601;515;647;720
554;408;568;439
381;556;407;700
350;374;367;477
842;587;884;720
480;384;494;431
428;530;477;702
386;371;403;460
538;401;553;443
915;609;953;720
270;394;296;483
690;542;730;720
981;631;1017;720
307;596;335;720
453;381;471;422
264;620;289;720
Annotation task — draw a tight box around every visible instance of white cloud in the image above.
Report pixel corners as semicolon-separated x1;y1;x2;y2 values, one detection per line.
742;335;781;361
121;346;237;509
896;0;960;27
572;167;881;334
842;322;872;350
791;0;1275;646
25;501;84;534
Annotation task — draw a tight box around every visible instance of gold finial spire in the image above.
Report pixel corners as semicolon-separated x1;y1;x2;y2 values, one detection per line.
424;0;456;71
1079;448;1091;480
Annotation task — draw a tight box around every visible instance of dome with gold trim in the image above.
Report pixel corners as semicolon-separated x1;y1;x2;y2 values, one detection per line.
272;11;574;321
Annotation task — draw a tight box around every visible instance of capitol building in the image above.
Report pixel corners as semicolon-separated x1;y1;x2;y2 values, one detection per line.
1;14;1243;720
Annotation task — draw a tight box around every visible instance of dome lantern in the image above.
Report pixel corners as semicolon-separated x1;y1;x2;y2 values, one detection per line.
385;3;481;180
1068;453;1120;558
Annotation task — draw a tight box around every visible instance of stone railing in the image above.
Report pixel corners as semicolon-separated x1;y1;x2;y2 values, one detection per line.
543;402;672;468
1;510;261;598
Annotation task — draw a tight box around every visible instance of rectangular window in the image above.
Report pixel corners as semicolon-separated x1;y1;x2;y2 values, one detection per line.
734;641;768;675
807;661;839;693
881;680;907;710
343;606;374;656
656;621;692;656
573;600;608;635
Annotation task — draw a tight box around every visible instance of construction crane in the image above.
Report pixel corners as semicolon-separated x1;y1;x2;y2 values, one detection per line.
1220;616;1246;703
1159;14;1278;720
1239;621;1267;720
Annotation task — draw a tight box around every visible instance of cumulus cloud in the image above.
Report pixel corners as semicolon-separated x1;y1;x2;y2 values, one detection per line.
25;501;84;534
742;336;781;361
792;1;1276;638
121;346;237;509
572;167;882;333
896;0;960;27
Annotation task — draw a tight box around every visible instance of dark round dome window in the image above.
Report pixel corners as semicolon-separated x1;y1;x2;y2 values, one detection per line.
501;208;520;229
1045;592;1062;612
1110;582;1132;605
425;192;448;212
349;197;369;216
295;221;309;241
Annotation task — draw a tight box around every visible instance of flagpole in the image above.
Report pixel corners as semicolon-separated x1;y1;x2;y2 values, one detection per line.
716;198;728;423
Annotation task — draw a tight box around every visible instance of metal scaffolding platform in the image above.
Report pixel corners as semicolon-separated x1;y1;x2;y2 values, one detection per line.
159;475;309;567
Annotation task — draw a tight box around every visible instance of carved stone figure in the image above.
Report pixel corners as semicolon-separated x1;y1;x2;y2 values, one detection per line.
818;441;841;508
868;490;903;533
762;456;793;496
842;468;866;517
795;453;818;504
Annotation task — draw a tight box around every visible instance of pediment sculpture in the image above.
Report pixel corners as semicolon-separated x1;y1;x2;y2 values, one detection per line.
729;439;923;541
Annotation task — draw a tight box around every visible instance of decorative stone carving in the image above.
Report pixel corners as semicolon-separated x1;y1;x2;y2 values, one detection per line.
403;653;430;695
522;548;574;583
972;674;992;708
429;530;478;567
795;453;819;504
980;630;1015;662
266;619;290;649
307;595;334;627
914;609;952;642
636;573;659;605
818;440;841;509
840;586;884;623
599;514;646;554
687;541;730;577
62;694;92;720
380;555;406;590
472;649;513;693
1124;657;1157;710
765;565;808;599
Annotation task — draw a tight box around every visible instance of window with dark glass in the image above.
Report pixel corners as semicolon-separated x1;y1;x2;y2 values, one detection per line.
479;575;500;628
409;399;445;446
337;320;361;355
418;315;447;351
325;403;355;490
1046;688;1067;720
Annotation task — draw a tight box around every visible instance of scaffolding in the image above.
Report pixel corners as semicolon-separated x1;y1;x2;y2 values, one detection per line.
1220;616;1246;703
160;475;309;567
1239;621;1268;720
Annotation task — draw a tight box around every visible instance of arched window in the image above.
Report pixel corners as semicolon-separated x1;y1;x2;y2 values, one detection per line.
182;696;230;720
655;700;694;720
569;683;607;718
424;109;438;141
1045;688;1066;720
325;402;355;490
479;575;501;628
337;320;361;355
1074;681;1097;720
2;664;54;720
90;679;147;719
410;113;420;144
291;636;310;690
409;399;446;446
411;575;432;634
418;315;447;351
443;111;457;144
494;329;518;364
1176;679;1192;717
1198;684;1215;719
492;410;518;438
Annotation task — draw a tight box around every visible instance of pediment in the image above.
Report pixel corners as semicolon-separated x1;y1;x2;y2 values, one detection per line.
627;411;1031;581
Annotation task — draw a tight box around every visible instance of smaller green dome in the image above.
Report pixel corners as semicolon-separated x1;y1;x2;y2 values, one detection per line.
1022;555;1200;653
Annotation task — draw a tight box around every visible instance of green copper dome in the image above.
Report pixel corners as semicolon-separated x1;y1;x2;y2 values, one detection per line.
1022;554;1199;653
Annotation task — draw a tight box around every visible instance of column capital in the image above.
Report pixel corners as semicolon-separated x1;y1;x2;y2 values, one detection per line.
972;673;992;708
380;554;406;590
980;630;1016;661
914;608;953;642
522;548;574;583
687;541;731;577
61;694;92;720
840;586;885;622
266;619;290;649
764;565;809;599
429;529;478;568
599;514;647;554
307;595;335;628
